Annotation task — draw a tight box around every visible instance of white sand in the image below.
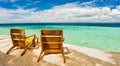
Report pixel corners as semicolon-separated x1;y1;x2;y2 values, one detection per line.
64;44;114;63
0;35;120;66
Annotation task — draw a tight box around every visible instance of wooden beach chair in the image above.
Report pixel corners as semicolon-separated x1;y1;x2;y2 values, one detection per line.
6;29;36;56
37;30;65;63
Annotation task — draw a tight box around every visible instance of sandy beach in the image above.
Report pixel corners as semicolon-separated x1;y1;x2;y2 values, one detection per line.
0;35;120;66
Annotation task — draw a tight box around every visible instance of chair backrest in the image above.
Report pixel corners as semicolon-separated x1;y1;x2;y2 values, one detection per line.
10;29;26;48
40;30;63;53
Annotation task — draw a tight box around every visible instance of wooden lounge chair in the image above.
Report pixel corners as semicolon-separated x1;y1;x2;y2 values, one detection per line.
37;30;65;63
6;29;36;56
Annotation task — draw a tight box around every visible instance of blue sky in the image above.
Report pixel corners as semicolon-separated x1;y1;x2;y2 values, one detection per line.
0;0;120;23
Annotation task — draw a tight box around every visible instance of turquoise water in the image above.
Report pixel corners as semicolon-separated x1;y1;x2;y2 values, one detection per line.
0;25;120;52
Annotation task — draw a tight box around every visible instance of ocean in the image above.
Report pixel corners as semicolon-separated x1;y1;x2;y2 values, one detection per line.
0;23;120;52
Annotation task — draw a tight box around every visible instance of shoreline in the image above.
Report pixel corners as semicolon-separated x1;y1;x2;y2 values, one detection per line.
0;35;120;66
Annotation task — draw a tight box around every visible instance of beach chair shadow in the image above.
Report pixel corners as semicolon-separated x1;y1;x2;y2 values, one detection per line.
37;30;66;63
6;29;36;56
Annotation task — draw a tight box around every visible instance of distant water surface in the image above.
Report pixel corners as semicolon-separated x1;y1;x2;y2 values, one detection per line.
0;23;120;52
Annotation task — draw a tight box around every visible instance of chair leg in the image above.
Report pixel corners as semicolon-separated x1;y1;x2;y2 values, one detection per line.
62;52;65;63
21;47;28;56
6;46;15;54
37;51;44;62
34;43;35;47
33;36;37;47
21;39;34;56
33;38;35;47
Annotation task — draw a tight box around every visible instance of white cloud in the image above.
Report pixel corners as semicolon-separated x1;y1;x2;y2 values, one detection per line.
26;0;42;6
116;6;120;11
0;3;120;23
0;0;18;3
79;0;96;6
0;8;36;23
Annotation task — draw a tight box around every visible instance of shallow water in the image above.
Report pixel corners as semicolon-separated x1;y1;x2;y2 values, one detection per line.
0;25;120;52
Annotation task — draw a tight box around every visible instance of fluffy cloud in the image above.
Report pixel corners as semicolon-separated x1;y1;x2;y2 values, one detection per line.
0;3;120;23
0;0;17;3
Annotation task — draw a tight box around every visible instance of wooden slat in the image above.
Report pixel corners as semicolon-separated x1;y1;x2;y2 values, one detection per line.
43;44;62;49
42;35;62;37
11;29;25;35
12;40;25;47
44;49;62;53
42;42;62;44
42;37;62;42
11;35;25;39
41;30;62;35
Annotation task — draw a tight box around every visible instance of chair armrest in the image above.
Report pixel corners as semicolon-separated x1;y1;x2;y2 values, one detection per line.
26;34;39;43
